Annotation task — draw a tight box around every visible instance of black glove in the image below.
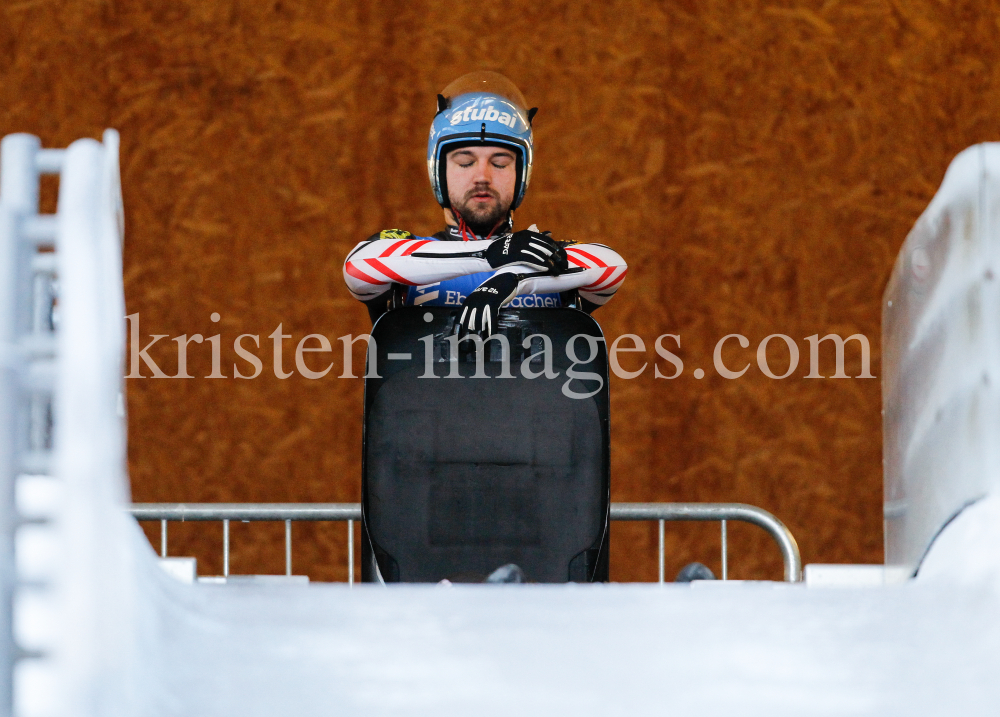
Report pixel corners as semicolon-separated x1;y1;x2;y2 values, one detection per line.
484;229;568;274
456;273;521;341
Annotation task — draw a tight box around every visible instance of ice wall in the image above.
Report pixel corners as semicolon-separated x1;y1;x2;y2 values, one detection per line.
882;143;1000;574
1;131;145;717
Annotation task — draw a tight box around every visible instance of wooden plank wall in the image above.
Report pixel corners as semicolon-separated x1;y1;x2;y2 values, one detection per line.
3;0;999;581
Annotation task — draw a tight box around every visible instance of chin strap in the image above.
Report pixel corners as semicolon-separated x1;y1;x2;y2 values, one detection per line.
453;210;473;242
450;209;510;242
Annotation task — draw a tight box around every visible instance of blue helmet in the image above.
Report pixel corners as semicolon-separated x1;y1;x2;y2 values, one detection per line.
427;71;535;211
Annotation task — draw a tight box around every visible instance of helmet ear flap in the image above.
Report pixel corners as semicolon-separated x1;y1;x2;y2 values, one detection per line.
437;153;450;209
510;151;525;210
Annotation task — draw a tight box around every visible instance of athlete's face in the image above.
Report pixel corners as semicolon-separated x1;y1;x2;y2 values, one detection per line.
446;146;517;229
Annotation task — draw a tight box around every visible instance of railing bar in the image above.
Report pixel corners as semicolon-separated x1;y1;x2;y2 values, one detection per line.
285;519;292;577
128;502;802;583
223;519;230;577
160;519;167;558
721;519;728;581
129;503;362;522
348;519;354;587
658;519;664;585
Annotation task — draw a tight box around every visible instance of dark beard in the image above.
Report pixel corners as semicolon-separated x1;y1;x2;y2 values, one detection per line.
453;197;510;238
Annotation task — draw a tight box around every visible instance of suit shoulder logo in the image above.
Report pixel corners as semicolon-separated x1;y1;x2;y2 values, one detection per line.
379;229;413;240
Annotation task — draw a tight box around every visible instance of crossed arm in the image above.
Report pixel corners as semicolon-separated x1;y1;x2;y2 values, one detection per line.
343;235;628;308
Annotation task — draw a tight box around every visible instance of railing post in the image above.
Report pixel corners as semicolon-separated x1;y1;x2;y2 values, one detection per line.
347;518;354;587
658;519;664;585
721;519;728;581
160;519;167;558
285;519;292;577
223;519;230;577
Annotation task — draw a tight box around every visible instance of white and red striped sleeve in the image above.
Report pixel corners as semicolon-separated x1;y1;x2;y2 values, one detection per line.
499;243;627;307
342;237;493;301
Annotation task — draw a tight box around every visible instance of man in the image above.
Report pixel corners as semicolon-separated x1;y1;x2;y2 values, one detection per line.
345;73;631;585
343;71;627;337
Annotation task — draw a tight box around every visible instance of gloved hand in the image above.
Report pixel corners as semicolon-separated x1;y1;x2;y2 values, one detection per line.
456;273;521;341
484;229;568;274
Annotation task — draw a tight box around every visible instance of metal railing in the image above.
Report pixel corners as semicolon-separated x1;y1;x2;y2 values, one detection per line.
129;502;802;584
611;503;801;582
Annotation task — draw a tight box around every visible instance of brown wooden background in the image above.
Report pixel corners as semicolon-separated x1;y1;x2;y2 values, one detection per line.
3;0;999;581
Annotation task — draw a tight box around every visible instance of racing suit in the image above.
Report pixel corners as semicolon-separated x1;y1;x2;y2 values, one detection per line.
343;219;627;323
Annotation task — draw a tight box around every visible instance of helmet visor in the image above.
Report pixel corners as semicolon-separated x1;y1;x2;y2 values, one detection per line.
441;71;528;111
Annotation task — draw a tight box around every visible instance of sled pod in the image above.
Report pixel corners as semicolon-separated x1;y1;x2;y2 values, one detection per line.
361;306;610;583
